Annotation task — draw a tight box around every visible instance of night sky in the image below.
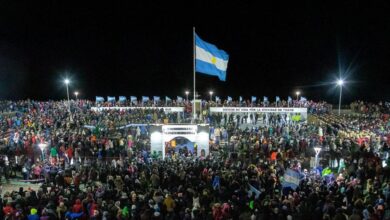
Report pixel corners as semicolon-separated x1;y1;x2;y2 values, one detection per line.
0;1;389;104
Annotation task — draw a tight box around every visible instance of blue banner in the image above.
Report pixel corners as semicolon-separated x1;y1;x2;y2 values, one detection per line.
130;96;137;103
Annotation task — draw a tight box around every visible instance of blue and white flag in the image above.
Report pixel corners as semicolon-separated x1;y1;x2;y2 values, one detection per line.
166;96;172;102
177;96;183;102
96;96;104;102
288;96;292;103
263;96;268;102
130;96;137;103
282;168;300;190
107;96;115;102
215;96;220;102
239;96;243;103
195;33;229;81
300;97;307;102
153;96;160;102
276;96;280;102
119;96;126;102
142;96;149;102
247;184;261;199
227;96;233;102
251;96;257;103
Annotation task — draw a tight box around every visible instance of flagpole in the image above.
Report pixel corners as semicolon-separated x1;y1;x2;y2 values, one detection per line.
193;27;196;121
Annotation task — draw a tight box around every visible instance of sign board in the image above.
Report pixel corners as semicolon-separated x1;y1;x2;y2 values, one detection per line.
91;107;185;113
209;107;307;113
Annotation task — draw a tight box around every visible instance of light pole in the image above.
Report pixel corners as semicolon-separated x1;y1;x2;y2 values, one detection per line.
296;91;300;101
64;79;72;120
74;91;79;100
185;90;189;102
209;91;213;101
38;143;47;161
337;79;344;116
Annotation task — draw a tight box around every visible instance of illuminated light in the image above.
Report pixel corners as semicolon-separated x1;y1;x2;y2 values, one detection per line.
198;132;209;142
64;79;70;84
337;79;344;86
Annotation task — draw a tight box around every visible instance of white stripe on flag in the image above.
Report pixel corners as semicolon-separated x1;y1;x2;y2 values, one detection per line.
196;46;228;71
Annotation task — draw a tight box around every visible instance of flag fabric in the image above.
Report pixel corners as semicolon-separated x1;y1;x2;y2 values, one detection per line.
227;96;232;102
239;96;243;103
263;96;268;102
282;168;300;190
107;96;115;102
119;96;126;102
288;96;292;103
300;97;307;102
247;183;261;199
96;96;104;102
153;96;160;102
212;176;220;190
142;96;149;102
215;96;220;102
251;96;257;103
130;96;137;103
166;96;172;102
177;96;183;102
276;96;280;102
322;167;332;176
195;33;229;81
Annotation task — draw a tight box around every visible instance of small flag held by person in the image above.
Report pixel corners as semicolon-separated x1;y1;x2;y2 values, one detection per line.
288;96;292;103
177;96;183;103
215;96;220;102
276;96;280;102
282;168;300;190
142;96;149;102
239;96;243;103
166;96;172;102
227;96;232;103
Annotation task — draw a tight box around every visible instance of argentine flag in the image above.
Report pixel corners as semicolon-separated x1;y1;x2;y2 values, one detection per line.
251;96;257;103
96;96;104;102
227;96;232;103
195;33;229;81
130;96;137;103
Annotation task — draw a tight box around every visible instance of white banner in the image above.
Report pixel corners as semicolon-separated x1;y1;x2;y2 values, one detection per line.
209;107;307;113
91;107;185;113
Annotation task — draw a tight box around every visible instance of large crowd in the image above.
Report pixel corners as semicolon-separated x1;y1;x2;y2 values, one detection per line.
0;99;389;220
